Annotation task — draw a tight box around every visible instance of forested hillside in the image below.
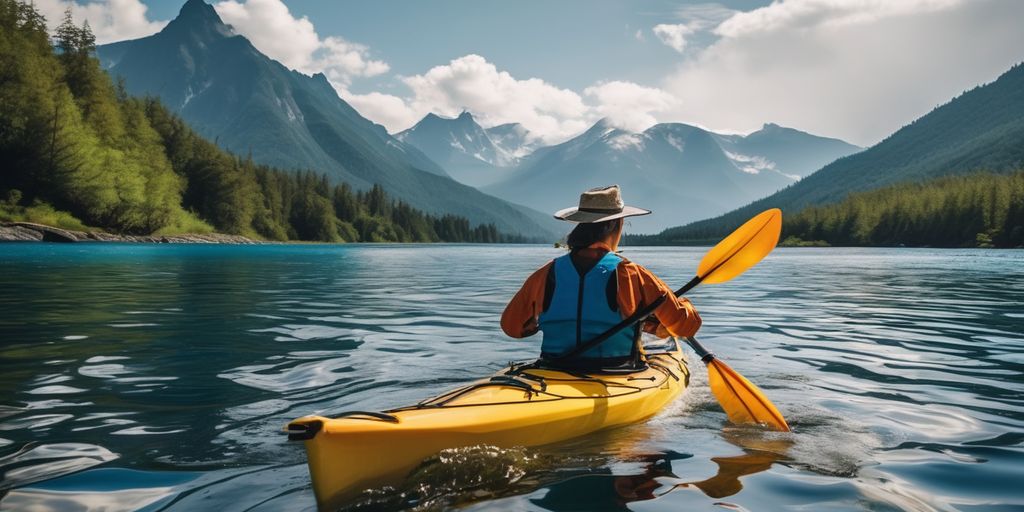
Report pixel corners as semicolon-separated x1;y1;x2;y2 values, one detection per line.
780;172;1024;248
0;1;525;243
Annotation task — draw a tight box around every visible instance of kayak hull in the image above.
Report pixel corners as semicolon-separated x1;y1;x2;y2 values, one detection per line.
288;341;689;509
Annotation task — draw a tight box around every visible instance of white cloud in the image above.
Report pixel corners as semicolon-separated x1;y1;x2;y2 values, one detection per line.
634;29;645;42
214;0;388;86
340;91;419;132
661;0;1024;146
584;81;677;133
344;55;681;144
34;0;167;44
652;23;694;53
381;54;594;143
714;0;960;37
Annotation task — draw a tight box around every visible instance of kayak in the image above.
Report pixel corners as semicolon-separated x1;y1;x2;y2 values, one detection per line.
286;339;690;509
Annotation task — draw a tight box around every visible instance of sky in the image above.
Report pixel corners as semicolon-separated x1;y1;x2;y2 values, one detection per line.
33;0;1024;147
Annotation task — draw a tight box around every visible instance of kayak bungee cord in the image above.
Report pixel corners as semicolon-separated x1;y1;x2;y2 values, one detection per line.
298;349;689;423
388;352;688;412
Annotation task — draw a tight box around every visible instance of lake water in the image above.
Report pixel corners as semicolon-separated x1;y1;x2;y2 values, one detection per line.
0;244;1022;511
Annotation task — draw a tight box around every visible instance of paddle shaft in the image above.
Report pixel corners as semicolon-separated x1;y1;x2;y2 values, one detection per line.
683;336;715;363
549;275;702;361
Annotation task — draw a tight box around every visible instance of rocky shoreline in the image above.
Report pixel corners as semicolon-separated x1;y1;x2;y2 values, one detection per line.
0;222;259;244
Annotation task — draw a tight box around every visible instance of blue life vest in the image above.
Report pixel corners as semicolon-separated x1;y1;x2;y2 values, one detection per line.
538;251;637;360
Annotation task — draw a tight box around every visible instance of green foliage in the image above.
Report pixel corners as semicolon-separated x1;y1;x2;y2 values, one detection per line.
779;236;830;247
781;171;1024;248
0;0;191;234
0;0;522;243
0;197;89;231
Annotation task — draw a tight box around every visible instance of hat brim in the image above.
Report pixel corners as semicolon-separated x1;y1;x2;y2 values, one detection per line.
553;205;651;223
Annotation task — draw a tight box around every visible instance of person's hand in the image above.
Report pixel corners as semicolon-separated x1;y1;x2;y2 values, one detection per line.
642;317;671;338
522;316;539;336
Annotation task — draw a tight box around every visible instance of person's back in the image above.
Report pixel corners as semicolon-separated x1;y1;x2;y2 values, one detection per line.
501;185;701;369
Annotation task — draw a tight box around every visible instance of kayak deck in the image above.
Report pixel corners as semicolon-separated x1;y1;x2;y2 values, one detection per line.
287;340;690;508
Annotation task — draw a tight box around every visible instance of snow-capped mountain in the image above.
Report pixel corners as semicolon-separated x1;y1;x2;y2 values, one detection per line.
485;123;544;160
396;112;540;187
714;123;862;180
483;119;862;233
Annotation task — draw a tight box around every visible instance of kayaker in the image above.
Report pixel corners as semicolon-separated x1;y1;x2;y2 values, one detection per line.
501;185;701;369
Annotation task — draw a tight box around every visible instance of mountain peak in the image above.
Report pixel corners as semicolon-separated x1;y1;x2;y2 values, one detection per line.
457;110;474;121
580;118;623;138
165;0;231;39
177;0;221;22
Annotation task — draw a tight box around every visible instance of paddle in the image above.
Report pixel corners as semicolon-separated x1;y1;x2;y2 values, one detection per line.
554;208;790;431
678;208;790;431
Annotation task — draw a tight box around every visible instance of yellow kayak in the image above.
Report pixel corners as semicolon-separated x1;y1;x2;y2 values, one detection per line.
286;339;690;509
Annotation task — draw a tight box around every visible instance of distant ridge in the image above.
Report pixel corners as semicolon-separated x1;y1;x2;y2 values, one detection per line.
480;119;860;233
649;62;1024;243
97;0;559;238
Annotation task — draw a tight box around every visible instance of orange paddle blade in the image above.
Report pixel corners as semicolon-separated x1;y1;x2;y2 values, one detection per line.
706;358;790;432
697;209;782;285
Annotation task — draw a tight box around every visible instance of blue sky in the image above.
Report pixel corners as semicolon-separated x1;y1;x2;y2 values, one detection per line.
37;0;1024;146
136;1;767;92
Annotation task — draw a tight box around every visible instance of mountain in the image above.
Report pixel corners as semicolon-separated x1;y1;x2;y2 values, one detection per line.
486;123;543;160
714;123;861;179
652;62;1024;243
395;112;540;187
395;112;509;186
482;119;861;233
96;0;558;238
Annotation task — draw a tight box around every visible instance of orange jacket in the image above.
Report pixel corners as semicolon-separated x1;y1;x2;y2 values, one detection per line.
501;243;701;340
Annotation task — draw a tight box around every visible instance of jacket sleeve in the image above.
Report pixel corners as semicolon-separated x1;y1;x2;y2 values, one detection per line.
616;261;701;338
501;262;553;338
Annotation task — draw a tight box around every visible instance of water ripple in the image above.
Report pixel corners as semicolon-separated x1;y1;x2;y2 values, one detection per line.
0;244;1021;510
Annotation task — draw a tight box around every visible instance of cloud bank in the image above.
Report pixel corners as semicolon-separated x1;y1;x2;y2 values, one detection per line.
660;0;1024;145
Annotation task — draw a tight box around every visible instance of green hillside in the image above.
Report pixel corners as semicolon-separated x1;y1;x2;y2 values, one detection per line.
645;62;1024;244
0;1;529;243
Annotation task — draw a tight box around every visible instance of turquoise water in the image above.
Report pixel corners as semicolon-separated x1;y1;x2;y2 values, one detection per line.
0;243;1022;511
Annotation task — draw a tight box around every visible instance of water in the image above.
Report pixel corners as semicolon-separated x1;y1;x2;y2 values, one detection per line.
0;244;1021;511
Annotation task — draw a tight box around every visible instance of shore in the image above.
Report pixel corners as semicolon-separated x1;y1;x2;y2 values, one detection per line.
0;222;259;244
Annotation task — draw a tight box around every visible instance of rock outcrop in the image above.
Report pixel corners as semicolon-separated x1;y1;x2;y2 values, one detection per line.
0;222;260;244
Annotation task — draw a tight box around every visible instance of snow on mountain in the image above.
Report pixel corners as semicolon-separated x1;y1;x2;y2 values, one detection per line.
483;120;861;233
396;113;541;187
485;123;543;160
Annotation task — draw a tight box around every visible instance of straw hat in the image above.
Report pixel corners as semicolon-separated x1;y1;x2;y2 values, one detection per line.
553;185;651;223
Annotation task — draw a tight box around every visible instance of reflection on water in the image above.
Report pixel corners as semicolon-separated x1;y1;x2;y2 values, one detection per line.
1;244;1022;511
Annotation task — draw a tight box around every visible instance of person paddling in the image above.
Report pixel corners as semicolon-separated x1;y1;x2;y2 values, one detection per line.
502;185;701;369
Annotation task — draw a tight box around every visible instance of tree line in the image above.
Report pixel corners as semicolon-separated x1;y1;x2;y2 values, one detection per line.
0;1;523;243
780;171;1024;248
